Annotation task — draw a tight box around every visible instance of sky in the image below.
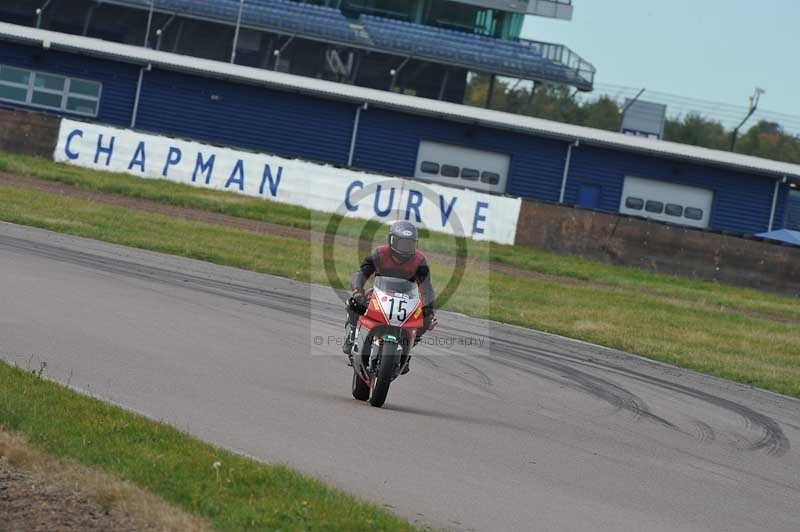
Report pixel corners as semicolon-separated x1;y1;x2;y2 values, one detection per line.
522;0;799;121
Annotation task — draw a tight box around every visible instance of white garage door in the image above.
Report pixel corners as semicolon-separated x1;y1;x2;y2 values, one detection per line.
415;140;510;194
619;176;713;229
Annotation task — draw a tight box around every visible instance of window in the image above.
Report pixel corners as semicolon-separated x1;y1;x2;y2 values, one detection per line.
481;171;500;185
441;164;460;177
665;204;684;217
0;85;26;102
420;161;439;174
625;197;644;210
461;168;479;180
34;73;65;91
684;207;704;220
0;66;30;85
645;200;664;213
0;65;101;117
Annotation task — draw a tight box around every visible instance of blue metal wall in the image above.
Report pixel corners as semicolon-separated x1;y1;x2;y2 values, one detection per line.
354;107;568;201
567;145;786;234
135;69;356;165
0;41;139;126
785;191;800;230
0;39;791;236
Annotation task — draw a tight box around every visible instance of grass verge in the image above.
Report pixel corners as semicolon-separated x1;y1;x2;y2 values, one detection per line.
0;362;419;531
0;184;798;397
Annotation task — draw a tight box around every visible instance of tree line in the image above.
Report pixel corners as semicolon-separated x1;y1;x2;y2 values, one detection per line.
464;75;800;165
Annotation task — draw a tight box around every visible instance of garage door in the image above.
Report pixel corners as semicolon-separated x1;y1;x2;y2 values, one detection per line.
619;176;713;229
415;140;510;194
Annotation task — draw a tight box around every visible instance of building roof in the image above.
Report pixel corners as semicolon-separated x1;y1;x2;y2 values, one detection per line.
2;22;799;180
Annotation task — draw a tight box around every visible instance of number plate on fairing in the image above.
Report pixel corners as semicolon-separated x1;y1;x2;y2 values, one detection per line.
374;288;420;326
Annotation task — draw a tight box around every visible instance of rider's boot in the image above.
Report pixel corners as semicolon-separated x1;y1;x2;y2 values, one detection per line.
401;356;411;375
403;336;421;375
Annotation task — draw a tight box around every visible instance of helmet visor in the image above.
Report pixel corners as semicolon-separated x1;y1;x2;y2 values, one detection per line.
391;235;417;254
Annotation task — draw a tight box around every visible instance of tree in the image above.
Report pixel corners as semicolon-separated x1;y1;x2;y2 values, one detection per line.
736;121;800;164
663;114;729;150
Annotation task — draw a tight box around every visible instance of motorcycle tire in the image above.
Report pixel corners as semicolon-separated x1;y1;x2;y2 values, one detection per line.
369;343;398;408
352;369;370;401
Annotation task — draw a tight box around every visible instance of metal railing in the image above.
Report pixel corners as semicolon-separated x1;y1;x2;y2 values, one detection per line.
518;37;595;87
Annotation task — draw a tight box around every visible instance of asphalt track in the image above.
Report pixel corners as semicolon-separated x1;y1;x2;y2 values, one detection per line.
0;222;798;532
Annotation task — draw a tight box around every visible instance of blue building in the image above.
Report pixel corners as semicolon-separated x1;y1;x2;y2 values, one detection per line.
0;20;798;236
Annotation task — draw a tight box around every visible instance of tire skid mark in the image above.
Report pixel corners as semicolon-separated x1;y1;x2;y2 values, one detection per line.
487;345;679;430
491;334;789;456
414;354;497;398
0;235;336;324
691;421;716;444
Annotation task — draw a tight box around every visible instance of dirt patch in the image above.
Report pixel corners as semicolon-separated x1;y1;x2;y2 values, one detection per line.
0;171;795;326
0;460;144;532
0;430;211;532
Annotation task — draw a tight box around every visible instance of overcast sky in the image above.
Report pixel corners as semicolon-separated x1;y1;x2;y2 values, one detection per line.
522;0;799;118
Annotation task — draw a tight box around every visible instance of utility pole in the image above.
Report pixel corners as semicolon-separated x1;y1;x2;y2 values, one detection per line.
730;87;765;151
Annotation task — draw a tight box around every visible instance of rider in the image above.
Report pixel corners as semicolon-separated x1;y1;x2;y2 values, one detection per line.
343;220;436;374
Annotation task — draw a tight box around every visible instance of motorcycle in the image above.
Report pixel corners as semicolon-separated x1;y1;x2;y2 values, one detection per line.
347;275;425;408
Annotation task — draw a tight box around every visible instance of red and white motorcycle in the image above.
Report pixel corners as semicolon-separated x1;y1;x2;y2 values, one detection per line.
348;276;426;407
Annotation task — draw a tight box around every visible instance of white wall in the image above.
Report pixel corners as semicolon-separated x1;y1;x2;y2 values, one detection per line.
54;119;522;244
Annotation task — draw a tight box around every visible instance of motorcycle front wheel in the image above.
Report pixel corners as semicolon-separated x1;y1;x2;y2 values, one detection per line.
369;343;398;408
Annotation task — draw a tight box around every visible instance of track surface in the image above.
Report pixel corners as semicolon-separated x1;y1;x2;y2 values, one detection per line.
1;223;798;532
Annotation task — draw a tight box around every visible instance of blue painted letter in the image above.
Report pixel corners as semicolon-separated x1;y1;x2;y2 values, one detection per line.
94;134;115;166
439;195;457;227
259;164;283;197
162;147;182;177
345;181;363;212
472;201;489;235
405;190;423;222
128;141;146;172
225;159;245;191
65;129;83;160
193;152;215;184
373;184;396;218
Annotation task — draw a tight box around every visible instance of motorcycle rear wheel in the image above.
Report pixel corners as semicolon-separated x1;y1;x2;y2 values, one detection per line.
352;369;370;401
369;344;398;408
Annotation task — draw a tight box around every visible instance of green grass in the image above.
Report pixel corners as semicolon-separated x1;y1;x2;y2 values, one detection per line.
0;363;418;531
0;184;798;397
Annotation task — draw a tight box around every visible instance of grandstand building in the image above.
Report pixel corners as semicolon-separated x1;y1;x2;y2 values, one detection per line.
0;0;592;103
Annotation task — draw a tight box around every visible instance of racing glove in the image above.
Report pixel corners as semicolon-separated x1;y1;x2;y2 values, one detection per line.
422;306;437;331
351;288;366;304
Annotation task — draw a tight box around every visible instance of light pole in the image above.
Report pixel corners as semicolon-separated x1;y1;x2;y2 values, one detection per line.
143;0;155;47
730;87;765;151
230;0;245;64
35;0;53;29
